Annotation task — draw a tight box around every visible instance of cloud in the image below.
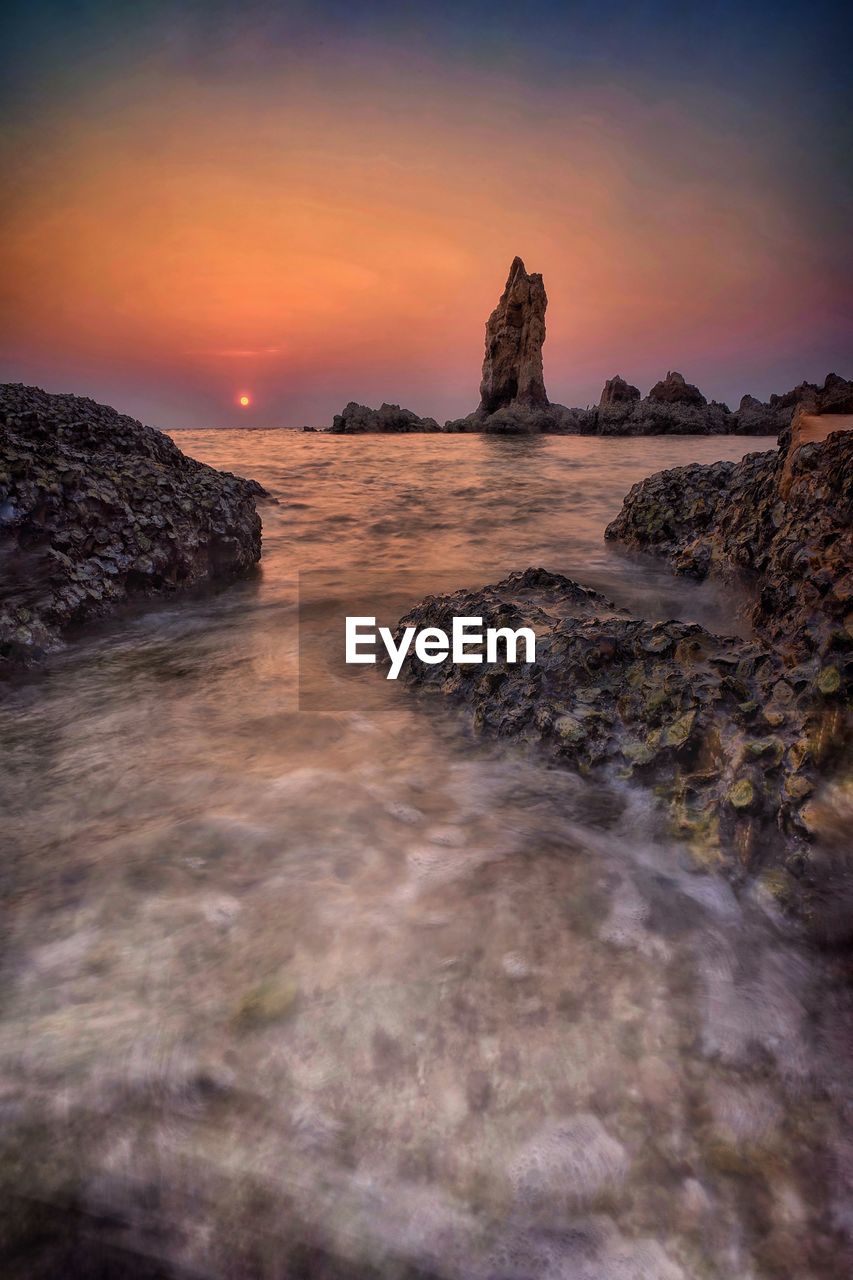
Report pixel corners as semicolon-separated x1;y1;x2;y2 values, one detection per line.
185;347;283;358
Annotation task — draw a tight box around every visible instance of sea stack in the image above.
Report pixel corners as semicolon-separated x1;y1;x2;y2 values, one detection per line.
478;256;549;413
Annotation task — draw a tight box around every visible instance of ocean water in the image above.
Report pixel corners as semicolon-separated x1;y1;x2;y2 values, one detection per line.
1;431;851;1279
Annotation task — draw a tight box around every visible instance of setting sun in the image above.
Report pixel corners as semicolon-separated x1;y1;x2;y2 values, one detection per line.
238;393;251;408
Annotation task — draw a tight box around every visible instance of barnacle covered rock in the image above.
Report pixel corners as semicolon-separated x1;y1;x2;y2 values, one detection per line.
0;383;263;667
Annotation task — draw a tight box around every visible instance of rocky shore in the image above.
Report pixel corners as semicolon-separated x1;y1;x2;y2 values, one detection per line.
395;427;853;934
0;384;264;669
325;257;852;437
605;416;853;665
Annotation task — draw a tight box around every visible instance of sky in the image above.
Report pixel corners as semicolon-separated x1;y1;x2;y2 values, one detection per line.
1;1;851;428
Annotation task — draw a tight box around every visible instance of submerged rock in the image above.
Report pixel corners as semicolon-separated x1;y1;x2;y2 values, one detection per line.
0;383;263;668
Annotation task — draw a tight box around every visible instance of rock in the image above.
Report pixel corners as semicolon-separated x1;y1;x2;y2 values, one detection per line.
819;371;853;414
585;371;852;438
328;401;440;434
817;666;841;695
733;372;853;435
778;404;853;497
733;393;782;435
605;426;853;670
509;1114;629;1206
444;402;583;435
728;779;755;811
326;249;592;435
0;383;262;669
317;259;850;436
599;423;851;924
391;567;834;896
599;375;641;408
591;393;732;438
770;372;853;416
477;255;549;414
445;257;574;434
648;370;707;407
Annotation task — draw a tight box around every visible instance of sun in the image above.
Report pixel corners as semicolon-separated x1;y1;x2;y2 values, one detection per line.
237;393;251;408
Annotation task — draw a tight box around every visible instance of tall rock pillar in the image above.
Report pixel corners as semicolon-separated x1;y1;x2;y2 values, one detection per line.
478;257;548;414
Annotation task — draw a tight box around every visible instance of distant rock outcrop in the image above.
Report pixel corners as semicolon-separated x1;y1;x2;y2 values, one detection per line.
321;256;852;437
592;380;732;437
328;402;440;434
599;375;640;408
0;384;263;668
733;373;853;435
648;370;707;407
444;402;583;434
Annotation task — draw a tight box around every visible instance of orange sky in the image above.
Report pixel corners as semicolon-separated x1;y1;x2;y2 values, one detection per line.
1;36;849;427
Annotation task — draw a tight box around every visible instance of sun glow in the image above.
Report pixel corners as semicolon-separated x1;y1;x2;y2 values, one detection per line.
238;393;251;407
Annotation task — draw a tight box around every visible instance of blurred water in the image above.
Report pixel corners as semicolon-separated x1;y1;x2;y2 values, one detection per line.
1;431;850;1279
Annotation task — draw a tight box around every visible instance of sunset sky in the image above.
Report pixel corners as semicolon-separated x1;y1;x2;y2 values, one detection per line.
1;1;851;428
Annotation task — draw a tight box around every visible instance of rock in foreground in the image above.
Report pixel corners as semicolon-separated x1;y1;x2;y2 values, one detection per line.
393;569;849;923
0;384;263;667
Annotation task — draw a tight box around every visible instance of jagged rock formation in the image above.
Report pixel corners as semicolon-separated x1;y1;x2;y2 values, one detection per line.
321;256;853;435
0;384;263;668
589;371;853;437
605;422;853;668
648;370;707;407
446;256;573;433
734;394;773;433
599;375;640;408
329;401;440;434
477;256;548;413
591;382;732;437
734;372;853;435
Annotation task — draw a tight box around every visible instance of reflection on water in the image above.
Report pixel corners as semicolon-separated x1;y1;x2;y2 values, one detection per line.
1;432;851;1278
